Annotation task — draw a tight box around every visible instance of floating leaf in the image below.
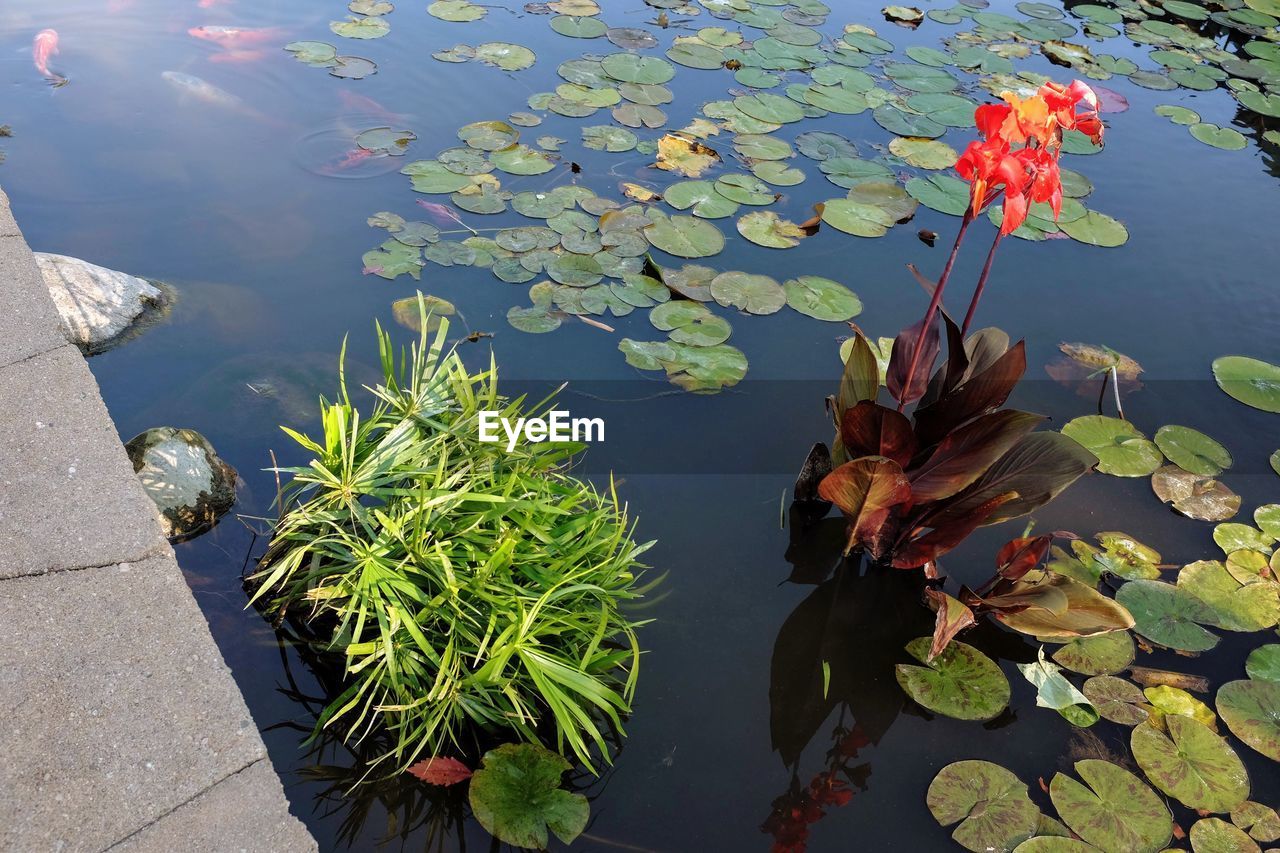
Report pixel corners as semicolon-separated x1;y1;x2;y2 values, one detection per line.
714;174;776;205
907;174;971;215
618;338;748;393
1190;123;1248;150
927;761;1040;853
889;136;959;169
655;134;720;177
784;276;862;322
1152;465;1240;522
428;0;486;21
330;15;391;38
1245;645;1280;682
474;42;536;71
1116;579;1219;652
710;271;786;314
285;41;338;67
643;211;725;258
1218;679;1280;761
821;199;896;237
873;104;946;138
663;181;739;219
734;92;807;124
1052;631;1134;676
490;144;557;175
408;755;472;785
1177;560;1280;632
330;55;377;78
995;574;1136;640
649;300;731;346
1018;648;1099;726
1144;684;1217;731
895;637;1010;721
601;52;674;84
1059;210;1130;247
458;120;519;151
1084;675;1150;725
1214;522;1275;555
1049;760;1172;853
468;744;588;849
1190;818;1262;853
1132;715;1249;811
1155;103;1201;125
581;125;637;152
736;211;806;249
1153;425;1232;475
1061;415;1162;477
1232;800;1280;843
1213;356;1280;412
796;131;859;160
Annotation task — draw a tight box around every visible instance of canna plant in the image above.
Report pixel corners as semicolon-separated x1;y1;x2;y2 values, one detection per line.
249;296;652;774
808;79;1107;572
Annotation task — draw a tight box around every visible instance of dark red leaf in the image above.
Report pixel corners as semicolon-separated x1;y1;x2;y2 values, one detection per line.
890;491;1019;568
840;401;918;468
907;410;1044;503
886;315;941;407
817;457;912;559
931;432;1099;528
913;341;1027;446
925;588;976;661
996;535;1051;581
407;757;473;786
837;333;880;416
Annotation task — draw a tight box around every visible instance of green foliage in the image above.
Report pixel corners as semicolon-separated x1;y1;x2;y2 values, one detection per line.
250;298;652;772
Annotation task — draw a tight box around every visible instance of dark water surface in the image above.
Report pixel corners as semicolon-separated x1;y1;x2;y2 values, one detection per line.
3;0;1278;849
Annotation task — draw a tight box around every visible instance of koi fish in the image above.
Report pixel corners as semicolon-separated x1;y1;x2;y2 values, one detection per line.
187;25;279;47
33;29;67;86
208;49;268;64
337;89;405;125
319;147;377;174
161;70;243;109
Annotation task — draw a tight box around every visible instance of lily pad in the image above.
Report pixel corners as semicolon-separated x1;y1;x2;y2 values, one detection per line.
1189;818;1262;853
710;271;786;314
734;93;807;124
927;761;1041;853
907;174;971;216
1155;103;1202;125
1052;631;1134;676
582;125;637;152
1131;715;1250;812
1245;645;1280;682
1059;210;1130;247
644;211;725;259
664;181;740;219
821;199;896;237
889;137;959;169
736;211;806;249
1218;679;1280;761
490;145;557;175
428;0;486;21
1144;684;1217;730
468;744;588;849
1061;416;1163;477
1153;425;1232;475
1190;123;1248;150
1152;465;1241;522
895;637;1010;721
1049;760;1172;853
873;104;946;138
330;16;391;38
649;300;731;346
285;41;338;67
1214;522;1275;555
1213;356;1280;412
1116;579;1219;652
1083;675;1150;725
601;53;675;84
1232;800;1280;843
1177;560;1280;632
784;276;862;322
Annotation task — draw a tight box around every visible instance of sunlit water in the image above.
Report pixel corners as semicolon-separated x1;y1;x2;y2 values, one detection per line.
3;0;1279;848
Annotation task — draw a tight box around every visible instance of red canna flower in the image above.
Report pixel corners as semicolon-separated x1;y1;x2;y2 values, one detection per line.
955;138;1028;232
1038;80;1104;146
1015;146;1063;219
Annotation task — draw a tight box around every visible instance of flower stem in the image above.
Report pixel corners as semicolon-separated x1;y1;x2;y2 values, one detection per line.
897;211;973;412
960;229;1005;338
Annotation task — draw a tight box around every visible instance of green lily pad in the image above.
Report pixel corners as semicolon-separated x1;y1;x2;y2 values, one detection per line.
750;160;806;187
710;271;786;315
1232;800;1280;843
363;240;422;280
1052;631;1134;676
550;15;607;38
1178;560;1280;632
391;295;454;332
735;209;803;247
330;16;391;38
796;131;858;160
1154;425;1233;476
927;761;1041;853
889;137;959;169
907;174;971;216
601;53;675;84
468;743;588;849
821;199;897;237
895;637;1010;721
873;104;946;138
1061;416;1163;477
1218;678;1280;761
1011;839;1096;852
458;120;519;151
581;125;637;152
1213;356;1280;412
1190;818;1262;853
474;42;536;71
428;0;486;20
1256;505;1280;538
1018;648;1099;726
1116;579;1219;652
819;157;895;188
1214;522;1276;555
643;211;725;258
1059;211;1130;247
1245;645;1280;682
1132;715;1250;812
1049;760;1172;853
285;41;338;67
1190;123;1249;150
667;39;726;69
490;144;557;175
649;300;731;346
664;182;740;219
714;174;776;206
733;134;793;161
783;276;862;322
1083;675;1150;725
885;61;960;92
618;338;748;393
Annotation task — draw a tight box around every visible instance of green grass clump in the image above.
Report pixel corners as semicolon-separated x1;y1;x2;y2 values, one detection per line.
250;298;651;773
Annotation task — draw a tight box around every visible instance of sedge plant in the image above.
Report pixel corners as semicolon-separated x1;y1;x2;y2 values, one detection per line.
249;296;653;774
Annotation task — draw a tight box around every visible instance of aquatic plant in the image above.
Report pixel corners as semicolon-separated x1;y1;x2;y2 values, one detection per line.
805;80;1105;572
250;297;652;773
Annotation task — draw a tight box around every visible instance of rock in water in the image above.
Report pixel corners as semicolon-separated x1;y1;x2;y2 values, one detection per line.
124;427;236;541
34;252;173;354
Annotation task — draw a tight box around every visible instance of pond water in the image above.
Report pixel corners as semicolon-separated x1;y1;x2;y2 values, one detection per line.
3;0;1279;848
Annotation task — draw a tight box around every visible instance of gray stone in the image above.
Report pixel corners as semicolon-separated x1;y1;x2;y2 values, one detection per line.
111;761;317;853
0;555;280;852
0;345;166;580
125;427;238;542
34;252;173;354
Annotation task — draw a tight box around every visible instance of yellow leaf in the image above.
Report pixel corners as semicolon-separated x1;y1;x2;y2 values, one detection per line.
655;133;721;178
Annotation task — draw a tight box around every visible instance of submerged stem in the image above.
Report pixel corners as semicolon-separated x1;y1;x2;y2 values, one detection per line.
960;229;1005;338
897;211;973;413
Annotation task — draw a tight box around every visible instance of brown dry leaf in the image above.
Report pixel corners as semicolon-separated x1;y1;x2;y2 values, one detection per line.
655;133;721;178
1151;464;1240;522
994;571;1135;640
620;182;662;203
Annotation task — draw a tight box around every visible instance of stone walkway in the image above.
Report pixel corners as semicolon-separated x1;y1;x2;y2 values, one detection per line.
0;188;317;852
